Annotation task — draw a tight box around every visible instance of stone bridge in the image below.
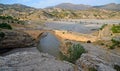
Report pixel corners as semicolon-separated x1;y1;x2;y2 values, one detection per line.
24;29;97;42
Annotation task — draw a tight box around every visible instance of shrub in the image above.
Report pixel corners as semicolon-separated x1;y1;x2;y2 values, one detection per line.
89;67;97;71
0;16;6;20
111;25;120;33
109;45;115;49
106;45;108;47
0;16;25;25
0;16;13;20
111;39;120;45
0;23;12;30
60;43;86;63
100;43;104;45
17;21;25;25
109;38;120;49
114;65;120;71
6;16;13;19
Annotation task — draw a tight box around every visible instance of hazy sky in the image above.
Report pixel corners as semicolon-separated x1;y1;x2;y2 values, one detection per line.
0;0;120;8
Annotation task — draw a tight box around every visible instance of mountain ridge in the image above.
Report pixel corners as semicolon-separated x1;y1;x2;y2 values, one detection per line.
94;3;120;11
46;3;92;10
1;3;120;11
0;3;120;20
46;3;120;10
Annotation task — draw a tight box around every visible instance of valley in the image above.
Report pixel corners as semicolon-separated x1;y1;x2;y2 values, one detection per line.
0;3;120;71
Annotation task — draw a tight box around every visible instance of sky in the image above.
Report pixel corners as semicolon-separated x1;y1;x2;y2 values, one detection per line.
0;0;120;8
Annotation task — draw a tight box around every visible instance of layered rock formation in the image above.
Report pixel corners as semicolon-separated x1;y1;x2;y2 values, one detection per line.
0;29;35;48
76;43;120;71
0;49;74;71
76;54;116;71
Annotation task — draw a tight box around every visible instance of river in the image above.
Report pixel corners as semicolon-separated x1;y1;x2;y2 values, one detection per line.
37;32;61;57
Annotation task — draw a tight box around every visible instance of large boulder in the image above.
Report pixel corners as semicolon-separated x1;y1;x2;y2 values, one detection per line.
0;29;35;48
76;54;116;71
81;43;120;68
0;51;74;71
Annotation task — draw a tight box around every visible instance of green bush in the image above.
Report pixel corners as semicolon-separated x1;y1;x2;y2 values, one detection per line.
0;16;13;20
111;39;120;45
17;20;25;25
100;43;104;46
109;38;120;49
0;16;6;20
60;43;86;63
89;67;97;71
0;16;25;25
0;23;12;30
114;65;120;71
6;16;13;19
109;45;115;49
111;25;120;33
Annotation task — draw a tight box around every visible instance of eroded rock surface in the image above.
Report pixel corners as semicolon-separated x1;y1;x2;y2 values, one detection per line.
0;51;74;71
76;54;116;71
0;29;35;48
76;43;120;71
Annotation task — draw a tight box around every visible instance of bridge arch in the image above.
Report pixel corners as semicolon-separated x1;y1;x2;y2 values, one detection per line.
24;30;97;43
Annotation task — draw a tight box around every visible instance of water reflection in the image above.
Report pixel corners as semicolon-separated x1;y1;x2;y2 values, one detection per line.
38;32;60;57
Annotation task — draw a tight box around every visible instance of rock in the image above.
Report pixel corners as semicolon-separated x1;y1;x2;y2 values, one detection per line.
1;47;39;56
82;43;120;67
0;29;35;49
0;51;74;71
76;54;116;71
97;64;116;71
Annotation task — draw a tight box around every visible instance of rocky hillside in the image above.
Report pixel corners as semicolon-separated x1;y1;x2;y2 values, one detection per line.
0;16;25;24
0;3;120;20
48;3;120;11
94;3;120;11
44;8;120;19
0;4;35;12
47;3;92;10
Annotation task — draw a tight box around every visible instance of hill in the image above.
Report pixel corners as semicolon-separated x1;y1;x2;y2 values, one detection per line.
47;3;120;11
0;3;120;20
0;4;35;12
47;3;92;10
94;3;120;11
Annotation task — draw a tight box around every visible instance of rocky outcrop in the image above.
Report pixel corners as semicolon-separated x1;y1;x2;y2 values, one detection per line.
0;50;74;71
0;29;35;49
82;43;120;64
76;54;116;71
